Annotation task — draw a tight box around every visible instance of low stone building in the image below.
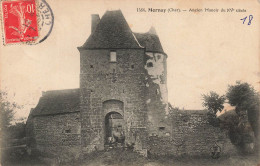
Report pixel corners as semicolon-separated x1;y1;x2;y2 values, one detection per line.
26;10;237;159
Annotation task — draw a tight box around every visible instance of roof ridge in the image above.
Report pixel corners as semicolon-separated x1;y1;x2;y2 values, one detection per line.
81;10;142;49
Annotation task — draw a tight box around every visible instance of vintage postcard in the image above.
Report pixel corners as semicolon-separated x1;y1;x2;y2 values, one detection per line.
0;0;259;165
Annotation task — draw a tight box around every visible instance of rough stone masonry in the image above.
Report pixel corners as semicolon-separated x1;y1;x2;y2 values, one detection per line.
26;10;236;160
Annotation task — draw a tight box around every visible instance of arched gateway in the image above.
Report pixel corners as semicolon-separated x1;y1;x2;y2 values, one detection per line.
103;100;125;146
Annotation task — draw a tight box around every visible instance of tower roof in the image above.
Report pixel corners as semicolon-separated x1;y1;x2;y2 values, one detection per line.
81;10;142;49
133;31;165;54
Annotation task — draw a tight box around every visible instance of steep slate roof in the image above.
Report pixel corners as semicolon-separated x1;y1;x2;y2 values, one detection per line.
133;32;165;54
82;10;142;49
31;89;80;116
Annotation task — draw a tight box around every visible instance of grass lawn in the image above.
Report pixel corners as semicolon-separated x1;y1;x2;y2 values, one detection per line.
1;149;259;166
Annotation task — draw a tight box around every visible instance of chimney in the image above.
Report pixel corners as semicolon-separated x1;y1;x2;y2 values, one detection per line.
91;14;100;33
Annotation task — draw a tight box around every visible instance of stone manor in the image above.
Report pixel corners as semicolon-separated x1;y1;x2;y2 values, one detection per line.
26;10;169;157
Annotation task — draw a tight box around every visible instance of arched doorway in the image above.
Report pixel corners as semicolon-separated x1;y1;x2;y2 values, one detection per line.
103;100;125;146
104;112;124;145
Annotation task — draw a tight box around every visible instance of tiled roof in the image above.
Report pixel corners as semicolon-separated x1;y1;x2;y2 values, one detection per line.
81;10;141;49
31;89;80;116
133;32;165;54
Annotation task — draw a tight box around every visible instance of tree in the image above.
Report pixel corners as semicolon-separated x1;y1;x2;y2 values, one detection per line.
202;91;226;127
226;81;259;140
0;90;24;139
202;83;259;153
202;91;226;114
0;91;16;131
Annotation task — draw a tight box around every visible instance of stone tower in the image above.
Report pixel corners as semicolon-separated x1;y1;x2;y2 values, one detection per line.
78;10;168;152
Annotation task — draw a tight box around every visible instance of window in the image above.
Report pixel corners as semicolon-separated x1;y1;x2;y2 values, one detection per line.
159;127;165;131
90;65;93;68
131;64;135;69
65;129;71;134
110;51;117;62
147;62;153;67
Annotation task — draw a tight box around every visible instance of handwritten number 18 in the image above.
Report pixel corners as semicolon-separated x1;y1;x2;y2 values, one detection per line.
240;15;253;25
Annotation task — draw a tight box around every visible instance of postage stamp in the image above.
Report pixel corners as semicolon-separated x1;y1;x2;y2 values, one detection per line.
1;0;54;45
1;0;39;44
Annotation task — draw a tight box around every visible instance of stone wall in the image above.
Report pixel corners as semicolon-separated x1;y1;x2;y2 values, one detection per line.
148;110;238;157
32;112;81;159
79;48;148;153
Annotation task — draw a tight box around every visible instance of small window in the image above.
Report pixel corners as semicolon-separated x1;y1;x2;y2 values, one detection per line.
65;129;71;134
131;65;135;69
110;51;117;62
159;127;165;131
147;62;153;67
90;65;93;68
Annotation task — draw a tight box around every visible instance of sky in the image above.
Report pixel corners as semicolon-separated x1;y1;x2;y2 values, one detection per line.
0;0;259;120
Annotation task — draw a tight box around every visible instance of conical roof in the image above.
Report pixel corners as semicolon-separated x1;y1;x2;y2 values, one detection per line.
134;31;165;54
82;10;141;49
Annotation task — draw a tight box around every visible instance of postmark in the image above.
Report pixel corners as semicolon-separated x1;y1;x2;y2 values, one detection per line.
34;0;54;44
1;0;39;44
0;0;54;45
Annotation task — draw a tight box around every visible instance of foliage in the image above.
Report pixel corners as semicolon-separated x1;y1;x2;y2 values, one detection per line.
202;82;259;153
0;91;21;132
206;111;220;127
202;91;225;127
0;90;27;163
8;122;26;139
226;81;260;139
202;91;226;114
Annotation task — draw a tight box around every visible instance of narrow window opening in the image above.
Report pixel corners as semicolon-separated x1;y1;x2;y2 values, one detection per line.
131;65;135;69
65;129;71;134
90;65;93;68
159;127;165;131
147;62;153;67
110;51;117;62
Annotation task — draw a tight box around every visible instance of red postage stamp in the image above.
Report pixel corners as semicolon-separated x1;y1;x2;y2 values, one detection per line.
1;0;39;44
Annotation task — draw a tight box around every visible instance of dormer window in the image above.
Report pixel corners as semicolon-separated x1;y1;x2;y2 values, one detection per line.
110;51;117;62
